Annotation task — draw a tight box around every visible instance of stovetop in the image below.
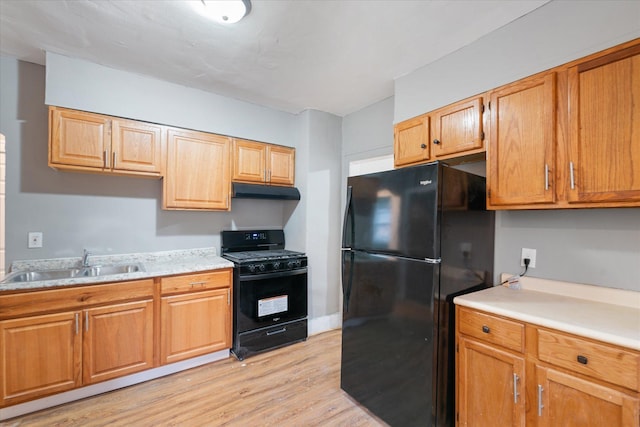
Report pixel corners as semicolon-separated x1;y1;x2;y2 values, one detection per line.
222;249;306;263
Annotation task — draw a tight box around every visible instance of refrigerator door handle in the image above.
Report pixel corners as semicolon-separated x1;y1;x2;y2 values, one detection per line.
342;250;355;313
342;186;354;248
424;257;442;264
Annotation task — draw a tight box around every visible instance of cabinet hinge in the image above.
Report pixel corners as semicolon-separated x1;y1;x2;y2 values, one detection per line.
456;343;459;353
488;101;491;110
481;104;485;113
480;131;485;141
487;189;491;198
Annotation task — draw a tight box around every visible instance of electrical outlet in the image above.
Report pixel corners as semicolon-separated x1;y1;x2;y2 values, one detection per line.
28;232;43;248
521;247;536;268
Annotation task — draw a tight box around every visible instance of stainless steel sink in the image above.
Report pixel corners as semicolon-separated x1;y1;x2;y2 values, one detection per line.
1;264;145;284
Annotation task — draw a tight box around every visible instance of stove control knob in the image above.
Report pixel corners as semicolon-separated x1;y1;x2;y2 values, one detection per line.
258;264;266;272
273;261;281;270
248;264;256;273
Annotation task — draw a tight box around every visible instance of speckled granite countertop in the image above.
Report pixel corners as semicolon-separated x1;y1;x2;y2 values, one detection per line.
454;275;640;351
0;247;234;292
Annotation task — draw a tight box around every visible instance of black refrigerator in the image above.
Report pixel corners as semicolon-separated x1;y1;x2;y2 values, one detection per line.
340;161;494;426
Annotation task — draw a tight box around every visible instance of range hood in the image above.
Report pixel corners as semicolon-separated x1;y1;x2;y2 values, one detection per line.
232;183;301;200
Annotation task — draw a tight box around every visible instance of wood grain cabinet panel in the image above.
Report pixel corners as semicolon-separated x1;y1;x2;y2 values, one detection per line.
0;311;82;407
83;299;154;385
536;366;639;427
160;288;231;365
487;72;556;208
431;96;484;158
394;115;430;167
164;128;231;210
49;106;164;177
457;336;526;427
0;279;155;408
232;139;295;186
456;305;640;427
567;44;640;205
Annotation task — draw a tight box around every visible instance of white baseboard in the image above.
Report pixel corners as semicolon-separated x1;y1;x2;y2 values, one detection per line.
308;312;342;336
0;349;229;421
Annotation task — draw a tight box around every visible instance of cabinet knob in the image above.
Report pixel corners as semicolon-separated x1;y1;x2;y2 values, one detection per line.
420;143;427;149
482;325;490;334
577;355;588;365
433;139;441;145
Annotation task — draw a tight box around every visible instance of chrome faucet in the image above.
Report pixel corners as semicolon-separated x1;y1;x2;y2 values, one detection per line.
82;249;92;267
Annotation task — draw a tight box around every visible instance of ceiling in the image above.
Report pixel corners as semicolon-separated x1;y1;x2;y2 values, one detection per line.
0;0;549;116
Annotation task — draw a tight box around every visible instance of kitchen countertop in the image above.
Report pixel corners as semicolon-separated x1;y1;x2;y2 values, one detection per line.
454;274;640;351
0;247;234;293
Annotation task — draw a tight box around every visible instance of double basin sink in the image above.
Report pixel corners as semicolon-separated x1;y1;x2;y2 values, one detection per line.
2;263;144;284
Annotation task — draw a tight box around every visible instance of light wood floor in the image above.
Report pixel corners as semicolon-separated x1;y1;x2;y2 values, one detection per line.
2;330;387;427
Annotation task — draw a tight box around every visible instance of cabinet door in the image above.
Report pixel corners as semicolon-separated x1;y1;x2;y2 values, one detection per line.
161;288;231;364
0;311;82;406
83;300;154;385
457;336;525;427
432;97;484;158
164;128;231;210
111;119;163;175
536;366;639;427
394;115;430;167
567;44;640;204
487;72;556;208
268;145;295;186
49;107;111;169
232;138;266;183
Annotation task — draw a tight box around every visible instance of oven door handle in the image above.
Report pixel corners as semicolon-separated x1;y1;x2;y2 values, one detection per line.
238;268;307;281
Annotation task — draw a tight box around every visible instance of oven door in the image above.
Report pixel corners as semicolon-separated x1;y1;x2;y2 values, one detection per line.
236;268;308;333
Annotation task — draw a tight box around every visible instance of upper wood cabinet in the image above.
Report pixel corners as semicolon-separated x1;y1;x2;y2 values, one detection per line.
487;72;557;208
567;43;640;205
394;115;430;167
486;39;640;209
431;96;485;158
394;96;485;168
49;107;164;177
164;128;231;211
232;139;295;186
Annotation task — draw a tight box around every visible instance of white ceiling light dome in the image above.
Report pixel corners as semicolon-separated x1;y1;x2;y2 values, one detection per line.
191;0;251;24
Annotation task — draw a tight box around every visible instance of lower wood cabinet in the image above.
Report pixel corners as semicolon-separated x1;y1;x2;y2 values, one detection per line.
0;270;233;409
0;311;82;406
457;336;525;427
160;270;232;365
0;280;155;407
83;299;154;385
456;306;640;426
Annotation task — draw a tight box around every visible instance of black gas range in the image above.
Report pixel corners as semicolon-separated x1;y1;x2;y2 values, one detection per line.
221;230;308;360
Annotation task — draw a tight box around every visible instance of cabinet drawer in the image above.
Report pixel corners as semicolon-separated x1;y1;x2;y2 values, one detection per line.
160;269;232;295
537;328;640;391
0;279;154;320
458;307;524;353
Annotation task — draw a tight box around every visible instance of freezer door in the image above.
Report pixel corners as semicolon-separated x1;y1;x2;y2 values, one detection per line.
340;251;440;426
347;163;440;259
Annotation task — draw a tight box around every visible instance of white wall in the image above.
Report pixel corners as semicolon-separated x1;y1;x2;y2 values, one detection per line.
393;0;640;291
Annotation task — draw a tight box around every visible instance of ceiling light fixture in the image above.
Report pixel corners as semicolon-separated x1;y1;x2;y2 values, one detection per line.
191;0;252;24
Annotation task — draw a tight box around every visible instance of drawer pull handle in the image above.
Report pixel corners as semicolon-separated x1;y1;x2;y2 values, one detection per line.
267;327;287;336
189;281;207;287
482;325;490;334
577;355;588;365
